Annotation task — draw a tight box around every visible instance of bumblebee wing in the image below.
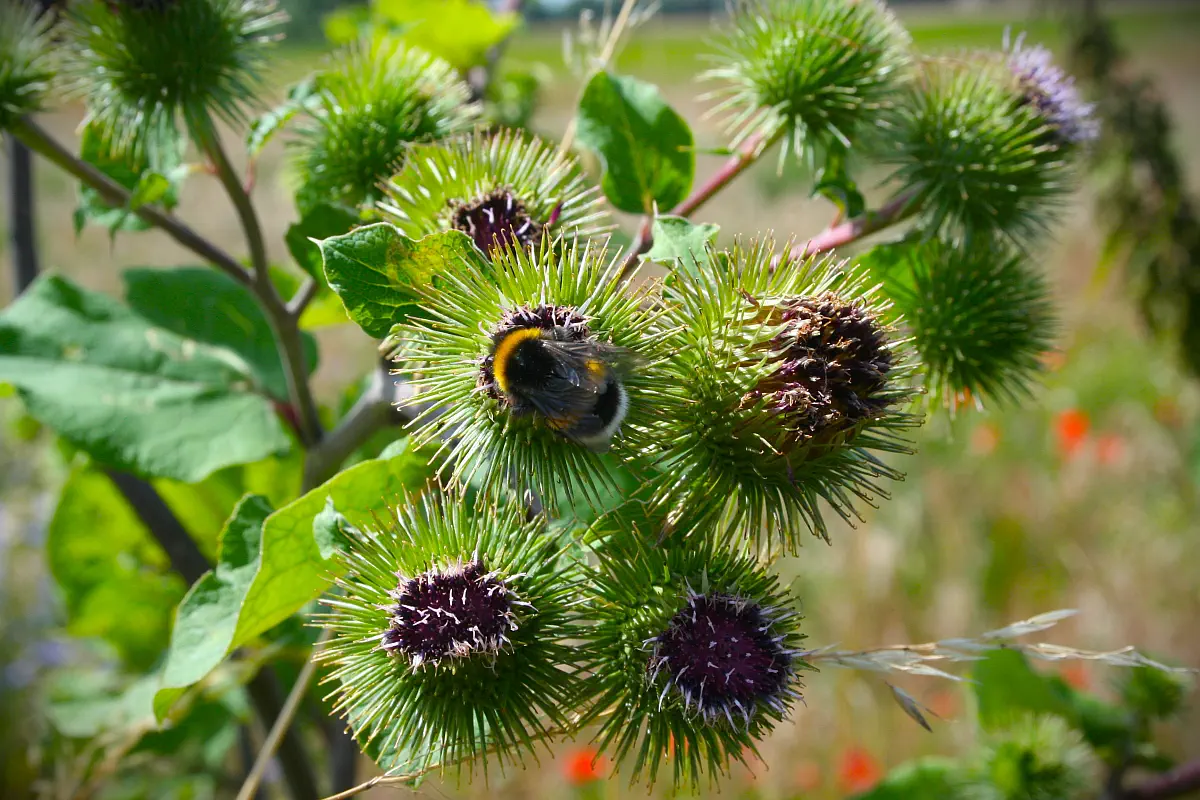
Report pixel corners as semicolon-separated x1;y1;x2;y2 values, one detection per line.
538;339;641;388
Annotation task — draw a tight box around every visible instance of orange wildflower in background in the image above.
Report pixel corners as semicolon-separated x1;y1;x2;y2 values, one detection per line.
971;421;1001;456
837;745;883;794
1055;408;1090;457
1060;661;1092;691
563;747;608;785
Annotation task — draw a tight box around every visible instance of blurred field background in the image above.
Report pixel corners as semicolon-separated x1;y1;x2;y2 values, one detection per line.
3;1;1200;798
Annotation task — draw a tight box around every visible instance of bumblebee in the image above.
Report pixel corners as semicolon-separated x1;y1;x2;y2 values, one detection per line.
490;326;634;452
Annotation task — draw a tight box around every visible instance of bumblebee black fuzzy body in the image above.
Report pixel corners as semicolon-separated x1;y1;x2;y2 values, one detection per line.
490;326;631;452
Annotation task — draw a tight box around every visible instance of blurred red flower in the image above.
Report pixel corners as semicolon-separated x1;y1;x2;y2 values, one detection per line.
1060;662;1092;691
838;745;883;794
1055;408;1090;457
563;747;608;785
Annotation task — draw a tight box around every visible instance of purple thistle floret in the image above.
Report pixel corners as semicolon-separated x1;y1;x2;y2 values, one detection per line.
1005;30;1099;146
646;592;802;728
381;559;526;668
452;188;544;255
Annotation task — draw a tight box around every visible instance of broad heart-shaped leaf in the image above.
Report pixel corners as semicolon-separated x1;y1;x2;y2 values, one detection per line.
0;276;290;482
286;202;361;281
153;443;435;720
74;120;184;236
320;225;483;339
574;71;694;214
154;495;273;721
48;467;186;670
642;215;719;279
123;267;319;402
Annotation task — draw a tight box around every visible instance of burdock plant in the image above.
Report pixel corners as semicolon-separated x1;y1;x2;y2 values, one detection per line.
4;0;1182;798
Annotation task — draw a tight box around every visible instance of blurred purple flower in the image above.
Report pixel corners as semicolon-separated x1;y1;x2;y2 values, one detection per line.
1005;30;1100;146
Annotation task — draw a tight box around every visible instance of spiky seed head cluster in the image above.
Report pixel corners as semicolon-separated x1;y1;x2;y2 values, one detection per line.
393;238;671;511
381;559;523;668
981;715;1096;800
741;292;895;448
648;239;916;553
292;37;477;213
379;131;611;258
702;0;911;164
1004;31;1099;147
871;238;1055;411
889;55;1074;246
0;1;56;131
316;493;578;775
577;505;809;787
61;0;283;155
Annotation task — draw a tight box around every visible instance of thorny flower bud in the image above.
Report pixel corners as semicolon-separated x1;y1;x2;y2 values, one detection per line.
1005;31;1099;147
0;1;56;131
380;131;609;259
317;494;579;775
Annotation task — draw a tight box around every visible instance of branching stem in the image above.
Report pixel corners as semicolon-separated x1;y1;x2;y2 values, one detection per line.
194;121;325;447
9;116;252;287
618;131;773;280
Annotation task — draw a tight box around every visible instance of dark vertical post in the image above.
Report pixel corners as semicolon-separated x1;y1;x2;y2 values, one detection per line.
8;135;40;294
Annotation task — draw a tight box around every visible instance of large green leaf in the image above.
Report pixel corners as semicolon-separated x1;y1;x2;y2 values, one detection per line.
155;495;274;720
320;225;482;339
642;215;719;280
154;444;435;719
0;276;290;482
286;202;361;281
48;467;186;669
123;267;319;402
574;71;694;214
972;649;1075;730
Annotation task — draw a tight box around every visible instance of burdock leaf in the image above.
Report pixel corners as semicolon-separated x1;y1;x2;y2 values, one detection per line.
286;202;360;281
643;215;719;279
0;276;289;482
153;445;434;719
320;225;483;339
574;71;694;214
124;267;319;402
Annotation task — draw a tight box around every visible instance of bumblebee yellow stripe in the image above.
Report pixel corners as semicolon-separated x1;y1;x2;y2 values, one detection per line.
492;327;542;394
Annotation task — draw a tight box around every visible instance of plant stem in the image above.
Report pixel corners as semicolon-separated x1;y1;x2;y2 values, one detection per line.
9;116;252;287
237;628;333;800
194;122;270;282
194;121;325;447
1125;758;1200;800
618;131;772;279
784;189;921;261
301;365;410;492
7;135;39;294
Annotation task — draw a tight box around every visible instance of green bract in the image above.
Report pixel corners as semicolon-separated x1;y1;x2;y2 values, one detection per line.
577;503;810;787
378;130;611;257
291;37;477;213
889;56;1073;246
62;0;283;155
393;237;672;509
0;2;55;130
316;493;579;776
981;715;1096;800
647;238;917;553
702;0;911;164
870;238;1056;411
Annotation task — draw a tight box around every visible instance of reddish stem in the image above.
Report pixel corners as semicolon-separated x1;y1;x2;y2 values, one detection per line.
789;189;920;261
1125;759;1200;800
619;133;768;278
